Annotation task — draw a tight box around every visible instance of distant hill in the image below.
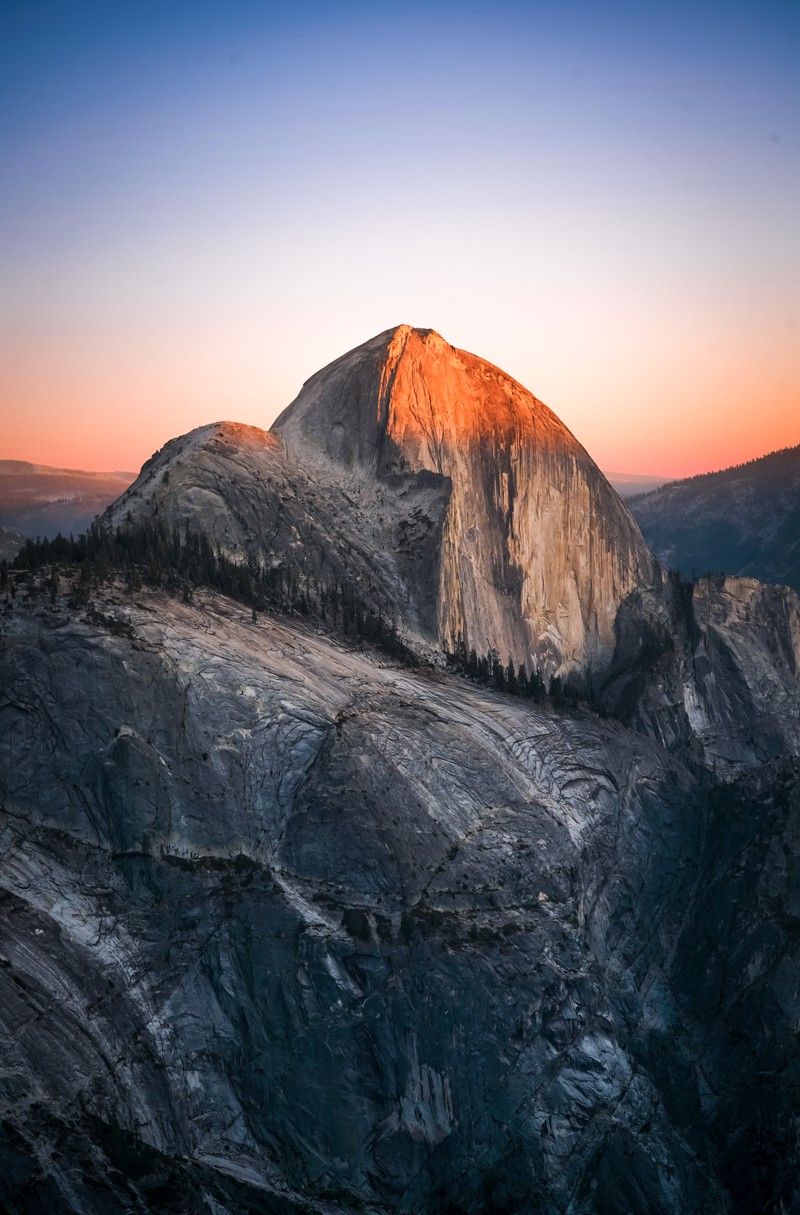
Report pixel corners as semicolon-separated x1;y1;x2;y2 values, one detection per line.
628;444;800;592
0;460;135;539
603;471;668;498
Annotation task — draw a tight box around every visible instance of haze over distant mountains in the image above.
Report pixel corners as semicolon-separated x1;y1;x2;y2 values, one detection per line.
628;444;800;593
0;460;135;541
602;471;668;497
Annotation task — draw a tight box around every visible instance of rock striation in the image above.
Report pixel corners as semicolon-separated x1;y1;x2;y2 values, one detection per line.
602;569;800;775
1;584;798;1214
110;326;656;679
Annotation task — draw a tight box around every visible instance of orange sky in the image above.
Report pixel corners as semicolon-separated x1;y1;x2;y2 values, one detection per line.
2;307;797;479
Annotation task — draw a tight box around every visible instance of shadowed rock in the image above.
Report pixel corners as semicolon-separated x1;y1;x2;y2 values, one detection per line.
1;586;798;1213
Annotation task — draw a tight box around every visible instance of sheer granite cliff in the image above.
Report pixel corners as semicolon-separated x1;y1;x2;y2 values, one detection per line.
2;586;798;1214
109;326;655;679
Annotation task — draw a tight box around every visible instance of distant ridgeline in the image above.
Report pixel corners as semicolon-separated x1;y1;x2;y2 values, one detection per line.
5;522;569;703
628;443;800;593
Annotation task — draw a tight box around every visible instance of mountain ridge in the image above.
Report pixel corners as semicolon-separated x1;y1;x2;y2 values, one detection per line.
0;459;135;540
628;442;800;592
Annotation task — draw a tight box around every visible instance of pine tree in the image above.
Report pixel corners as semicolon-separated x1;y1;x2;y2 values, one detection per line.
491;649;505;690
530;668;546;702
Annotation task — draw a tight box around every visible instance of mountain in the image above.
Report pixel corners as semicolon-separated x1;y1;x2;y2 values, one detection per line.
2;326;800;1214
628;444;800;592
110;326;655;681
603;471;668;498
0;460;135;540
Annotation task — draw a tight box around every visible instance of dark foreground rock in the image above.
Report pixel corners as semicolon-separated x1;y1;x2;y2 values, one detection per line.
1;586;798;1214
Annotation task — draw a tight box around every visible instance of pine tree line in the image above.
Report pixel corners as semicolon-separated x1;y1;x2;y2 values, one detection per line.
6;521;418;666
6;524;593;704
444;636;582;705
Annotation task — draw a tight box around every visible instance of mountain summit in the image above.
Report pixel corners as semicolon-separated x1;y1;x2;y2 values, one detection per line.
112;325;654;678
275;325;655;671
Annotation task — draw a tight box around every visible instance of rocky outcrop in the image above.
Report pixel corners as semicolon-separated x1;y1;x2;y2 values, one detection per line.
2;583;799;1214
601;571;800;775
0;525;26;562
4;325;799;1214
110;326;655;679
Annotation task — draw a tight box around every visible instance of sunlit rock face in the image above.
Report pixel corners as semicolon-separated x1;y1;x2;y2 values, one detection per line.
110;326;654;679
274;325;656;676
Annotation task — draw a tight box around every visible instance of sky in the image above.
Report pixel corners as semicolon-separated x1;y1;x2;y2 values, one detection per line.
1;0;798;477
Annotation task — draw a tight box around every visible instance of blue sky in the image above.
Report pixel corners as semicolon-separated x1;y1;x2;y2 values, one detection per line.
2;1;798;473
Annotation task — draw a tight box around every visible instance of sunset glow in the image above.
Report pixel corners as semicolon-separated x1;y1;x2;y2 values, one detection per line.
2;1;798;479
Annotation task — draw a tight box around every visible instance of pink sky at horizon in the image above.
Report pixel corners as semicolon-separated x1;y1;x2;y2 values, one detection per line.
1;315;797;481
3;312;797;480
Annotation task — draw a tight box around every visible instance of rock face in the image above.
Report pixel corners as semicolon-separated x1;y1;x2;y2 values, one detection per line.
2;585;799;1214
110;326;655;678
275;326;655;674
628;443;800;593
0;525;26;562
3;325;800;1214
600;569;800;775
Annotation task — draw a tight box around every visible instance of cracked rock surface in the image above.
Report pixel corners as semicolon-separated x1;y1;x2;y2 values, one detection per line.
2;587;799;1213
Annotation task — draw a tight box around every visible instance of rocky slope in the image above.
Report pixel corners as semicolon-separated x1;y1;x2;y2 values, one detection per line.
109;327;655;680
0;525;26;562
628;444;800;593
2;582;799;1214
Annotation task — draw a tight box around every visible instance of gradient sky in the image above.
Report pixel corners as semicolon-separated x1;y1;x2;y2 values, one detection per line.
1;0;798;476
